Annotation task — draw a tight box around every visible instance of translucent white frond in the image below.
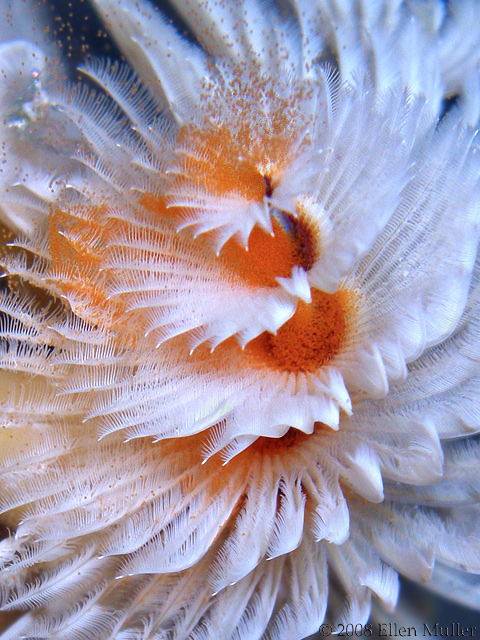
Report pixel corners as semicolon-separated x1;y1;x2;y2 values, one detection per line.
0;39;81;234
340;116;480;397
265;533;328;640
121;501;226;575
355;501;480;582
304;465;350;545
210;470;281;592
277;85;420;294
438;0;480;122
53;84;142;187
266;478;305;560
0;426;72;473
335;416;443;487
90;0;209;123
335;533;400;613
353;504;435;583
0;548;106;610
1;252;55;296
347;268;480;441
0;539;73;575
426;561;480;611
326;543;378;627
80;59;172;153
384;438;480;507
292;0;444;114
170;0;305;78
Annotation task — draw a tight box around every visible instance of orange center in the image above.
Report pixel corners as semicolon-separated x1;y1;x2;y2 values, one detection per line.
246;288;350;372
219;209;316;287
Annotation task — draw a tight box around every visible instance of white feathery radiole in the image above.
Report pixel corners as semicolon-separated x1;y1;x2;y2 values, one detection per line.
0;0;480;638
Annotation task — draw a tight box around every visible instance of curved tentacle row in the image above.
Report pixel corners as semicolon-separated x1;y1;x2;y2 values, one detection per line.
0;0;480;638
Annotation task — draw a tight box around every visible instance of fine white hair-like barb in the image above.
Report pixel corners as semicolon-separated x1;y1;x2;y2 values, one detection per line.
0;0;480;638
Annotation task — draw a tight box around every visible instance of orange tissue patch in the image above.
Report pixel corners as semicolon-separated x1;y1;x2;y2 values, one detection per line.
174;124;268;202
48;209;102;272
47;207;120;327
219;210;316;287
139;193;178;222
246;288;352;373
